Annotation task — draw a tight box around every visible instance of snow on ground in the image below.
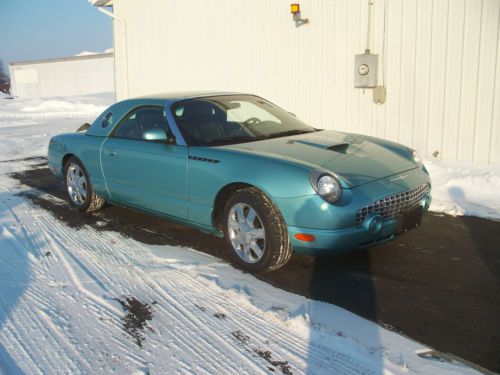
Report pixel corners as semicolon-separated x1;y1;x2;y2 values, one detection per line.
427;159;500;220
0;94;492;374
0;93;113;119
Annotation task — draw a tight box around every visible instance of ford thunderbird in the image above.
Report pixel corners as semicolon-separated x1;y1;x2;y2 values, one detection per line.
48;92;431;272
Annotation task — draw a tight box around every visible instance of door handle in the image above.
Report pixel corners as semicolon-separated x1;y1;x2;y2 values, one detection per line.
104;149;116;157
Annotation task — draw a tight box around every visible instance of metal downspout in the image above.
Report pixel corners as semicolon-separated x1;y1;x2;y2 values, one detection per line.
97;6;130;98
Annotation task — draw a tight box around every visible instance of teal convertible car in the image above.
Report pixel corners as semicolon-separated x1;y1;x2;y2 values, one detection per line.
48;92;431;272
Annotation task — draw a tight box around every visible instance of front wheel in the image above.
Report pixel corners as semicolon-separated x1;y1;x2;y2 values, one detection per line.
223;188;292;272
64;156;105;212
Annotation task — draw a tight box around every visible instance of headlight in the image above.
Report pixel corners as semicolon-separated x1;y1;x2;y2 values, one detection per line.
408;148;422;165
310;172;342;204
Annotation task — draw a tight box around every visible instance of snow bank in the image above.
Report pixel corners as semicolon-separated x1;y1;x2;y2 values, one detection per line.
21;100;103;114
0;93;114;118
0;94;114;159
426;159;500;220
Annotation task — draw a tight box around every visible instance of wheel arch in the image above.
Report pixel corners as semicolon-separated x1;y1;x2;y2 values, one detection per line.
212;182;256;232
62;153;76;169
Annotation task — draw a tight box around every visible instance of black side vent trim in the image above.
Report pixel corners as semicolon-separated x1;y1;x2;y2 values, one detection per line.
327;143;350;154
189;156;220;164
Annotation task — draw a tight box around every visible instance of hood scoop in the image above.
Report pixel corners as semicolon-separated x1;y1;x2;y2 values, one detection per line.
286;139;350;154
327;143;350;154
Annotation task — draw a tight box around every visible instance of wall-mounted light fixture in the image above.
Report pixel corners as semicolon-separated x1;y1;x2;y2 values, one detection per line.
290;4;308;27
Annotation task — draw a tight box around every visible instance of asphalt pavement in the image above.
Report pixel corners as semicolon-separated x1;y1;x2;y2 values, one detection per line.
8;157;500;373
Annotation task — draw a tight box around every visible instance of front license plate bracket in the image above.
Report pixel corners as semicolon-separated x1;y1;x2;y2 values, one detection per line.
396;206;423;233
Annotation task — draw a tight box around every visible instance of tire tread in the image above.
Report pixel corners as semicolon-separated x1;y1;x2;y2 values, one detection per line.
224;187;292;272
64;156;105;213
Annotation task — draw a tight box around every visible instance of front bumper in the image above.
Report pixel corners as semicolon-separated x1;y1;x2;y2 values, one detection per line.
273;165;431;254
288;214;422;255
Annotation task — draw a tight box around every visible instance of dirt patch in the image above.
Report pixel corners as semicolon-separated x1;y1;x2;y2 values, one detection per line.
1;156;47;163
116;296;154;347
231;330;250;345
231;330;292;374
194;303;206;312
213;312;226;319
254;349;292;375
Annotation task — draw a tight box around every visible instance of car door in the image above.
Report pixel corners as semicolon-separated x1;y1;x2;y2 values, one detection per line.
100;106;189;220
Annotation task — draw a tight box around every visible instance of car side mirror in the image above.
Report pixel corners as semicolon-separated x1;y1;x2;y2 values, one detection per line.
143;128;176;145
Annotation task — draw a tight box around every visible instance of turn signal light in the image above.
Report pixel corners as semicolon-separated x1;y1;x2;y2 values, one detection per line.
294;233;316;242
290;3;300;14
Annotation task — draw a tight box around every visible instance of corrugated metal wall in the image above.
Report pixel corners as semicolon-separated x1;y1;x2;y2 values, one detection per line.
9;54;114;99
111;0;500;163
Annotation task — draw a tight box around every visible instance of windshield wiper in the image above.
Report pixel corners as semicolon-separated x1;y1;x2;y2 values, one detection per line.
204;129;318;145
205;135;258;146
264;129;318;139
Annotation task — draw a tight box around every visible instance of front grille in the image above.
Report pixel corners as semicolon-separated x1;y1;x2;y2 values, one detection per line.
356;183;430;226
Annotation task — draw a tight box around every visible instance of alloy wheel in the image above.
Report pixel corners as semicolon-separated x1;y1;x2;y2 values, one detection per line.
66;163;87;205
227;202;266;263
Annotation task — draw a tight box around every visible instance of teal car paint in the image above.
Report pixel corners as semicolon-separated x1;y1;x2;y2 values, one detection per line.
48;92;431;272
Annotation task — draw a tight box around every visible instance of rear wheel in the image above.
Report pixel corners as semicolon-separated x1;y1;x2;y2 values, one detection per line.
223;188;292;272
64;156;105;212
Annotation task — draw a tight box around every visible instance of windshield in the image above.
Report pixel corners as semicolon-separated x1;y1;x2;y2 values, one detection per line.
171;95;319;146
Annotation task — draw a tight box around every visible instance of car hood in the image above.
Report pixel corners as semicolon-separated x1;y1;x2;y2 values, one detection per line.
222;130;418;187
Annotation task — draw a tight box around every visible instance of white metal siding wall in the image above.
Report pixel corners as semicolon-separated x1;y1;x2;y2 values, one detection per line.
9;55;114;98
111;0;500;163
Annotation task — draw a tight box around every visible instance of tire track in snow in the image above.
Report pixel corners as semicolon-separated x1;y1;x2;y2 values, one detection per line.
6;199;267;374
36;309;93;373
0;318;44;375
66;243;267;372
37;223;123;318
91;233;382;374
100;238;369;373
0;202;138;372
144;265;378;375
35;207;379;375
19;209;270;371
110;248;344;374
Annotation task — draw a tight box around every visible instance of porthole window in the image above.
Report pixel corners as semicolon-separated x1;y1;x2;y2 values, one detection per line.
101;112;113;128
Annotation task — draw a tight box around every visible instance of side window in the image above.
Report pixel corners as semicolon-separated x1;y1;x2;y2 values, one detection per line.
114;107;168;140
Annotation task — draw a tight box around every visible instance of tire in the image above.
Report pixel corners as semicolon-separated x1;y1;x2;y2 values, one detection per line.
223;187;293;272
64;156;105;212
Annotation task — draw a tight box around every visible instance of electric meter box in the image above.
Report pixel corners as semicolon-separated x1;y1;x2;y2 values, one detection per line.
354;52;378;88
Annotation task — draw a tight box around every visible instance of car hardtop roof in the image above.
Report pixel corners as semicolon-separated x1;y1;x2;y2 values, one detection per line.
133;91;253;101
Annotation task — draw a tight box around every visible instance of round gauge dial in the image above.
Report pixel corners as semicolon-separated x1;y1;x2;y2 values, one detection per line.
358;64;370;76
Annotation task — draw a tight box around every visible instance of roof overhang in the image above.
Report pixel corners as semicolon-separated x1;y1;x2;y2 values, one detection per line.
90;0;113;6
10;53;114;67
